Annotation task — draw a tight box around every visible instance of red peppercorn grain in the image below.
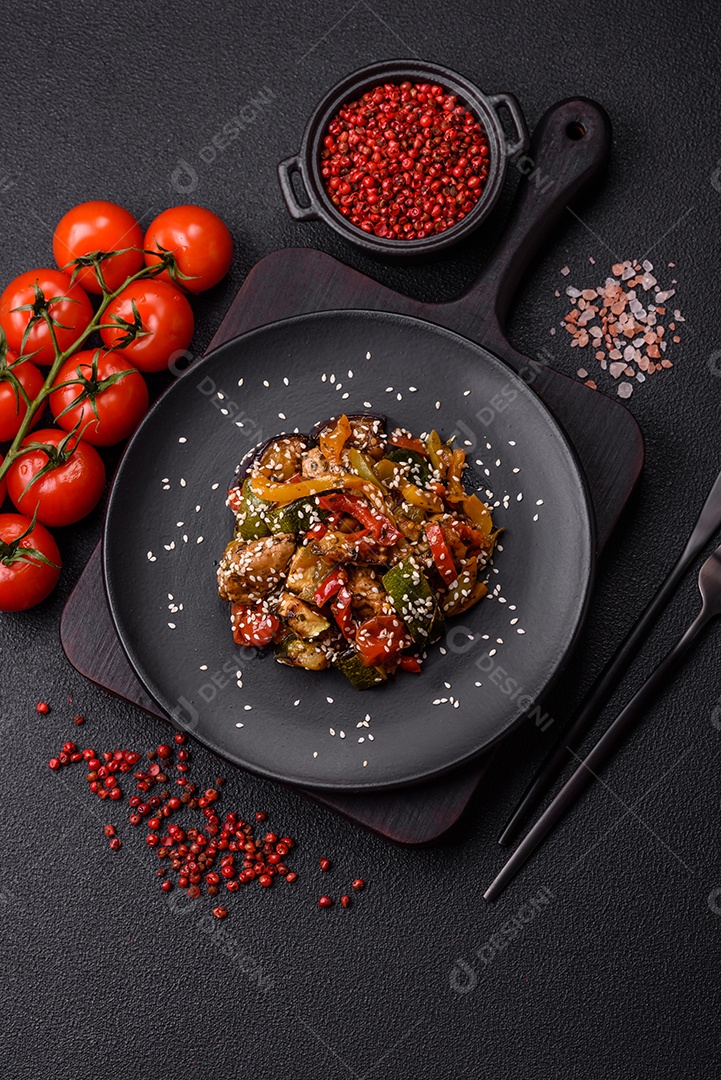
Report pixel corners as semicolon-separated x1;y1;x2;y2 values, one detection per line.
341;895;350;908
319;858;331;872
213;906;228;919
352;879;365;891
318;895;332;908
320;81;490;241
36;701;50;714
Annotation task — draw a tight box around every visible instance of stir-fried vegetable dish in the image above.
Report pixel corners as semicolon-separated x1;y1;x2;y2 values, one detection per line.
217;413;498;690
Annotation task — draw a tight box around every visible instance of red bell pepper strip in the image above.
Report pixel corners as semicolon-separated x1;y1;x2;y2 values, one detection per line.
355;615;410;666
398;655;422;673
306;521;328;542
331;584;355;639
389;432;430;457
313;566;347;607
231;603;280;647
227;486;244;513
317;492;402;546
426;522;458;585
455;521;487;553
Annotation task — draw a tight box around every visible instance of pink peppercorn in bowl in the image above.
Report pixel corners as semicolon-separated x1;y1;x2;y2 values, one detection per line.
278;59;529;257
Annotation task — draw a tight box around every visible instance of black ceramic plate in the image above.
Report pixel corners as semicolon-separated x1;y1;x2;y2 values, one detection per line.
104;310;594;791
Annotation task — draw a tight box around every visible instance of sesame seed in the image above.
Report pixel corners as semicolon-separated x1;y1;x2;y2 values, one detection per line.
178;437;187;444
235;722;244;728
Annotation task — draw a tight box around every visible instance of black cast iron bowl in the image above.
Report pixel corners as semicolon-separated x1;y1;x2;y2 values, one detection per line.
277;59;530;257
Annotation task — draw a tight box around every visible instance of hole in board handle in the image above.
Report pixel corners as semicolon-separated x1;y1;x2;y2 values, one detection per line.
566;121;586;141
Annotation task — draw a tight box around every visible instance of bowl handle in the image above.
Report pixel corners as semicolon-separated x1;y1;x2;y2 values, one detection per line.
488;93;530;158
277;155;320;222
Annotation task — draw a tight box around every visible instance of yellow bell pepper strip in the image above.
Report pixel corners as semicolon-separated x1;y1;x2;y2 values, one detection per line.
444;448;467;500
375;458;402;483
459;493;494;536
426;522;458;585
426;429;443;471
317;492;402;545
443;559;488;615
248;474;340;504
319;413;351;464
401;483;444;513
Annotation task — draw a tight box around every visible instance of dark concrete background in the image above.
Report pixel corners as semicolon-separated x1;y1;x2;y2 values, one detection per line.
1;2;720;1077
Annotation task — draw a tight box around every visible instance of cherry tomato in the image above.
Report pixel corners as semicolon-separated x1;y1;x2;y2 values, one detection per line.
0;269;93;366
50;349;148;446
53;200;144;294
355;615;410;666
0;512;61;611
231;602;280;646
100;280;194;372
6;428;106;527
0;351;46;441
0;455;6;506
144;205;233;293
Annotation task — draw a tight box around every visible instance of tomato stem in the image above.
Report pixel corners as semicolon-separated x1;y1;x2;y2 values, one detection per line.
0;256;168;485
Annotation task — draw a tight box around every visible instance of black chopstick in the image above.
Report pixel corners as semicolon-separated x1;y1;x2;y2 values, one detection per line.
497;465;721;848
484;595;715;902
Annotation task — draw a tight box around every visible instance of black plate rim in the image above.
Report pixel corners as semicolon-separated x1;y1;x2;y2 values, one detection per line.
103;309;596;791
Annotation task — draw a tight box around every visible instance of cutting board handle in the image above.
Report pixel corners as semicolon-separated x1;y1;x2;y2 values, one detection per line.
455;97;612;328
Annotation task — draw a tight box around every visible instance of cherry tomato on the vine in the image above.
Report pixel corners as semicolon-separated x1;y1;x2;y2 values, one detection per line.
100;280;194;372
0;269;93;366
0;351;46;441
6;428;106;527
53;200;144;294
50;349;148;446
144;205;233;293
0;512;61;611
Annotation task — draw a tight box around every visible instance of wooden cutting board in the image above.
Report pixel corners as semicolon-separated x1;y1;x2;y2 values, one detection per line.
61;97;643;843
